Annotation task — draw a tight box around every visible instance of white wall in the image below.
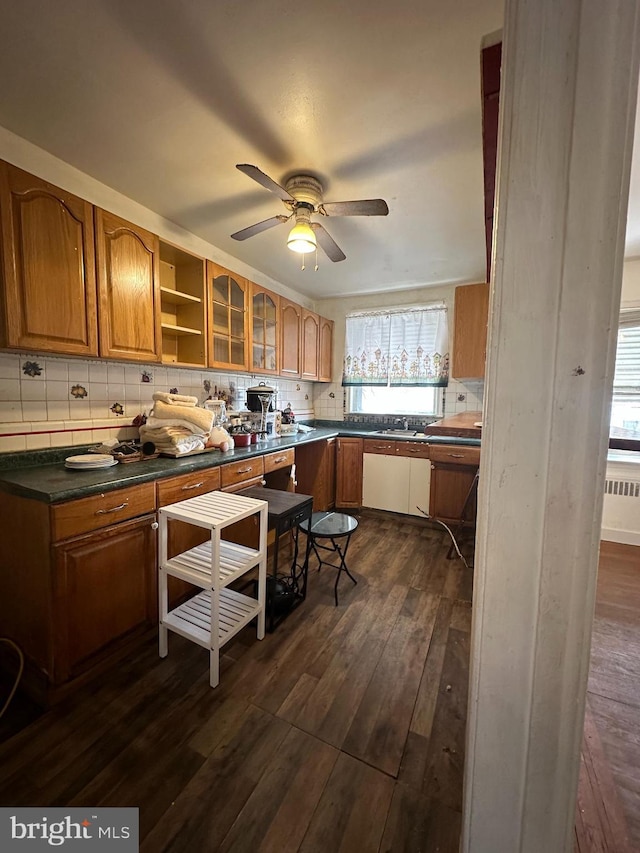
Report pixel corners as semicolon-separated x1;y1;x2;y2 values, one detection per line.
313;284;484;421
622;256;640;305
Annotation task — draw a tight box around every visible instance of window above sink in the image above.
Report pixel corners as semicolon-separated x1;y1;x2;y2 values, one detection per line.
346;385;443;418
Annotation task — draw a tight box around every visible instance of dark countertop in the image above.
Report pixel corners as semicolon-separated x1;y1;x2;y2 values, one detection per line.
0;424;481;504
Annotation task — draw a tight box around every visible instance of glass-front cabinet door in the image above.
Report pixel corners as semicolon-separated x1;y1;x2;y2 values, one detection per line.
207;262;249;371
250;282;279;374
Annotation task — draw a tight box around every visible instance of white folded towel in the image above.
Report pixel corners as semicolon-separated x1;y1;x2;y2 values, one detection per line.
151;399;213;433
139;425;206;455
152;392;198;406
145;414;210;436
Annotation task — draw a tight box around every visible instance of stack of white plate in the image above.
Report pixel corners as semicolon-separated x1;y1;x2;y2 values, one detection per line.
65;453;118;470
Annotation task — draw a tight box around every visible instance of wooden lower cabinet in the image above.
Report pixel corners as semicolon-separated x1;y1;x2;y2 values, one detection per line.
295;438;336;511
0;485;158;703
429;444;480;524
335;437;363;509
53;514;157;683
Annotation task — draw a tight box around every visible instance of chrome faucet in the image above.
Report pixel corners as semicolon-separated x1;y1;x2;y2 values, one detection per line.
394;417;409;430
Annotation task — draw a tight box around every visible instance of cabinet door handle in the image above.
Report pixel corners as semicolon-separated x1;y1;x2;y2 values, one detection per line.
273;456;287;463
182;481;204;490
409;449;420;453
448;453;465;459
374;444;389;450
151;521;159;530
95;501;129;515
237;467;253;474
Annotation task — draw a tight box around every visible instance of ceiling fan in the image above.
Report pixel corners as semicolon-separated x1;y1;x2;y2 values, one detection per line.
230;164;389;263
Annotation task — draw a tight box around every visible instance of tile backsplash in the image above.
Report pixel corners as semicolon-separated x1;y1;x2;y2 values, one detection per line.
0;352;315;454
313;377;484;422
443;378;484;416
0;350;484;454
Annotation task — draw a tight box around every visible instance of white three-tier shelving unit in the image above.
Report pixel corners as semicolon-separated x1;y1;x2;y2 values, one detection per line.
158;490;268;687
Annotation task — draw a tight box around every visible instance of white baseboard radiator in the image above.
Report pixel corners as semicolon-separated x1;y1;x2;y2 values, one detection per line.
604;478;640;498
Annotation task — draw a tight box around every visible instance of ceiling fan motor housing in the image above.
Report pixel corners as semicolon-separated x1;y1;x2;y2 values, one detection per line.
285;175;323;208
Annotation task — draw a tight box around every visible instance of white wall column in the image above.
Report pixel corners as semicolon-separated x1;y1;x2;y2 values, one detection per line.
462;1;640;851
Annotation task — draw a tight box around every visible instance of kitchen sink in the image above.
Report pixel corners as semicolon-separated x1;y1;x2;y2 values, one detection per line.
376;429;429;439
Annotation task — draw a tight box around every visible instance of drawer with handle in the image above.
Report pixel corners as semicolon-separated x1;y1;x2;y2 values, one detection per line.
363;438;396;455
50;482;156;541
156;468;221;507
395;441;431;459
263;448;294;473
429;444;481;467
220;456;265;489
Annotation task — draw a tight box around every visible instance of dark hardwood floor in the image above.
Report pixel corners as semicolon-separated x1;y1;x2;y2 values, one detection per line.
0;512;472;852
575;541;640;853
0;516;636;852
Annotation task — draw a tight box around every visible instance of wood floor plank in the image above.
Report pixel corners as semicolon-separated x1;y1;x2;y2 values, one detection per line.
233;596;352;716
420;627;470;811
341;590;440;776
581;697;633;853
298;752;394;853
276;673;320;720
0;637;207;805
405;597;455;740
218;727;338;853
140;704;291;852
285;585;408;748
587;693;639;850
380;781;462;853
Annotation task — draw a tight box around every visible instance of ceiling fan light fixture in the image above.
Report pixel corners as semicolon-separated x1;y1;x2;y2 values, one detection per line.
287;220;317;254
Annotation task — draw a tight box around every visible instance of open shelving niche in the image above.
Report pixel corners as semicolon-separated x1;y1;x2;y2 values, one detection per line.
159;241;207;366
158;490;268;687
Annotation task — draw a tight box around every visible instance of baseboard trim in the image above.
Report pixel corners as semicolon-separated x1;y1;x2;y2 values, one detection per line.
600;527;640;546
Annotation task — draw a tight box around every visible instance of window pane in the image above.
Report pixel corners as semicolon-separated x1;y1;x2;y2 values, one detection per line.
611;318;640;440
348;386;442;416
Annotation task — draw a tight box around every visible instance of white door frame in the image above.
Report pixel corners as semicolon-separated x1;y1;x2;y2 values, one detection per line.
462;1;640;850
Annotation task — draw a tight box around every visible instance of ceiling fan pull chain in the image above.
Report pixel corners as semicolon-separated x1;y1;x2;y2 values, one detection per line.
301;254;305;271
315;247;319;271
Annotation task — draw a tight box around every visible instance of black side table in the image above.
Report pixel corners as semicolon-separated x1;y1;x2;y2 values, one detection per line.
239;486;313;631
299;511;359;606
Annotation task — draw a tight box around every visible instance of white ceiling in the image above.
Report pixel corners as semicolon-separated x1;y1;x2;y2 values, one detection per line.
4;0;639;299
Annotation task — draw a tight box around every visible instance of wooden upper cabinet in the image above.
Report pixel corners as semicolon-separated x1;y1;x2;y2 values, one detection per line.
301;309;320;381
0;161;98;356
318;316;334;382
95;209;161;362
250;282;279;374
207;262;249;371
159;242;207;367
452;283;490;380
280;297;302;378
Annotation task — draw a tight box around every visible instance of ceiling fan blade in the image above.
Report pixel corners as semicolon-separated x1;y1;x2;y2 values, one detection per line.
319;199;389;217
236;164;295;202
311;223;346;262
231;214;290;241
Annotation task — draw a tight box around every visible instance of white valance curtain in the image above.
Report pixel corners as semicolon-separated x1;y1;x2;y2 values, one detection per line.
342;304;449;387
